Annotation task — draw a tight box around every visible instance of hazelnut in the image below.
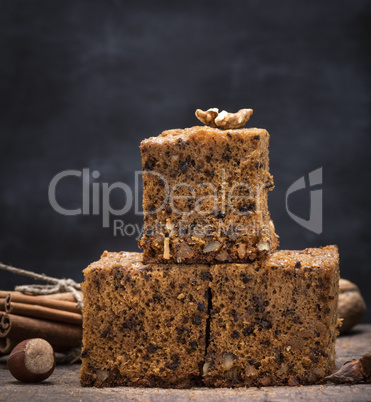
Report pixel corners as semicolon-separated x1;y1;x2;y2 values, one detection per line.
7;338;56;382
338;278;366;333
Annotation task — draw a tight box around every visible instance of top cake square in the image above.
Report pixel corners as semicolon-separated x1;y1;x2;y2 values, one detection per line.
139;126;278;263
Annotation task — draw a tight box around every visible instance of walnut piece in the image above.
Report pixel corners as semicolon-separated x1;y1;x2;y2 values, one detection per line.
176;243;193;262
203;241;222;253
215;109;253;129
195;108;219;128
163;237;170;260
195;108;253;129
96;369;109;382
223;353;234;370
257;240;270;252
202;362;210;376
324;353;371;384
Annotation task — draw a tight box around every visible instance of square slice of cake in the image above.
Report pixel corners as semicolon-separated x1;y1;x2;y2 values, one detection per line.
80;251;210;388
139;126;278;264
204;245;340;387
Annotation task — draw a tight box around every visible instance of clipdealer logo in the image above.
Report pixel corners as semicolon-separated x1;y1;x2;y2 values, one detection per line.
285;167;323;234
48;167;323;236
48;168;262;238
48;169;144;237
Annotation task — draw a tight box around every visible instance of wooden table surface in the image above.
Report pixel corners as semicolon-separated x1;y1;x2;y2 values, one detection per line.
1;324;370;401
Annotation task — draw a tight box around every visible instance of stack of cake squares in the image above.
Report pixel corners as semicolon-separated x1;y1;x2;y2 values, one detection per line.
80;120;339;388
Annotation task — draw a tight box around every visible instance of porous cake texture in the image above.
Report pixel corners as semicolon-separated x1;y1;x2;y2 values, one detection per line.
80;251;209;388
204;246;340;387
139;126;278;264
81;247;339;388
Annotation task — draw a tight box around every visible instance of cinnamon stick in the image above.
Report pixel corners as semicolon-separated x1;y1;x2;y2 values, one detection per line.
4;293;81;314
0;313;81;352
0;290;82;303
5;298;82;326
40;292;82;302
0;312;11;337
0;336;17;356
0;299;4;311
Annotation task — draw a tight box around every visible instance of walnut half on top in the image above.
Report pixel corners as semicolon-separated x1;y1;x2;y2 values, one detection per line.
195;108;253;129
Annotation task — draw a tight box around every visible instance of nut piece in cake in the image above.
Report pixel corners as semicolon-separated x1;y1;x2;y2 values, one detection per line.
139;125;278;263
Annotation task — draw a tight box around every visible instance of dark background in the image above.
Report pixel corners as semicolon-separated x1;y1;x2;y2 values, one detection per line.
0;1;370;321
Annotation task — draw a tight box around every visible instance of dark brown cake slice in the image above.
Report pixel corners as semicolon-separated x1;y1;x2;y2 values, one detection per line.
139;126;278;264
80;251;209;388
204;246;340;387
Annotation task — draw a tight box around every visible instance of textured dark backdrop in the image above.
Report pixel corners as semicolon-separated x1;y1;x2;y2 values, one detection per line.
0;0;370;321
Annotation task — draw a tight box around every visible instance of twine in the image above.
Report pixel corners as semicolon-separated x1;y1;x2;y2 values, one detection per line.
0;262;83;308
